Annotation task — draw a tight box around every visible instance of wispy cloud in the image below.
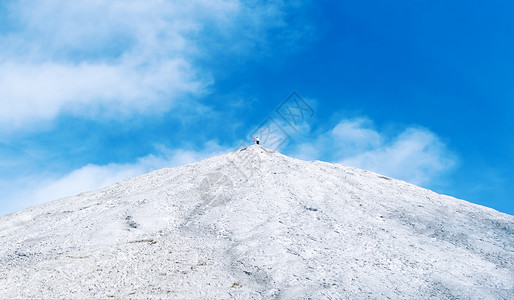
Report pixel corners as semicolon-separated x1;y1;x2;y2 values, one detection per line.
341;127;456;185
0;0;305;129
0;142;229;216
289;117;456;186
0;60;202;127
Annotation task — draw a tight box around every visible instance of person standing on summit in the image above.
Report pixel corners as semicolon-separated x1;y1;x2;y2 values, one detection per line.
254;137;259;145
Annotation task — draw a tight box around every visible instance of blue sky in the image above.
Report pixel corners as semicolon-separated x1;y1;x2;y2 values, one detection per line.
0;0;512;216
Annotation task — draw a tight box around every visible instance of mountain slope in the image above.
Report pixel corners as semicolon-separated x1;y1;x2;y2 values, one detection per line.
0;145;513;299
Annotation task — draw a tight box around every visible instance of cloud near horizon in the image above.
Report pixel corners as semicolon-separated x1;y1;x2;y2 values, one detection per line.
289;118;456;186
0;142;229;216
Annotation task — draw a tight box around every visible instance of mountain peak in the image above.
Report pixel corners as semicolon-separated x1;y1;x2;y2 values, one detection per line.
235;144;278;156
1;148;513;298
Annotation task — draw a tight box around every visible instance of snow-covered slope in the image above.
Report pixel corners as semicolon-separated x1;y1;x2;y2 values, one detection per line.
0;145;512;299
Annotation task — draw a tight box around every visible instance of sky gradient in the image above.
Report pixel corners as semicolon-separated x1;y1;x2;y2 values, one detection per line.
1;0;513;216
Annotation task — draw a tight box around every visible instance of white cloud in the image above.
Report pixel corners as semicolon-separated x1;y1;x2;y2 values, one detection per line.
331;119;381;148
0;142;229;216
0;60;201;126
341;128;456;185
290;118;381;160
0;0;300;129
289;117;456;186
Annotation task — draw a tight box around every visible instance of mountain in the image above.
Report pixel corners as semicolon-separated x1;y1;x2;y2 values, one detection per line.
0;145;512;299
